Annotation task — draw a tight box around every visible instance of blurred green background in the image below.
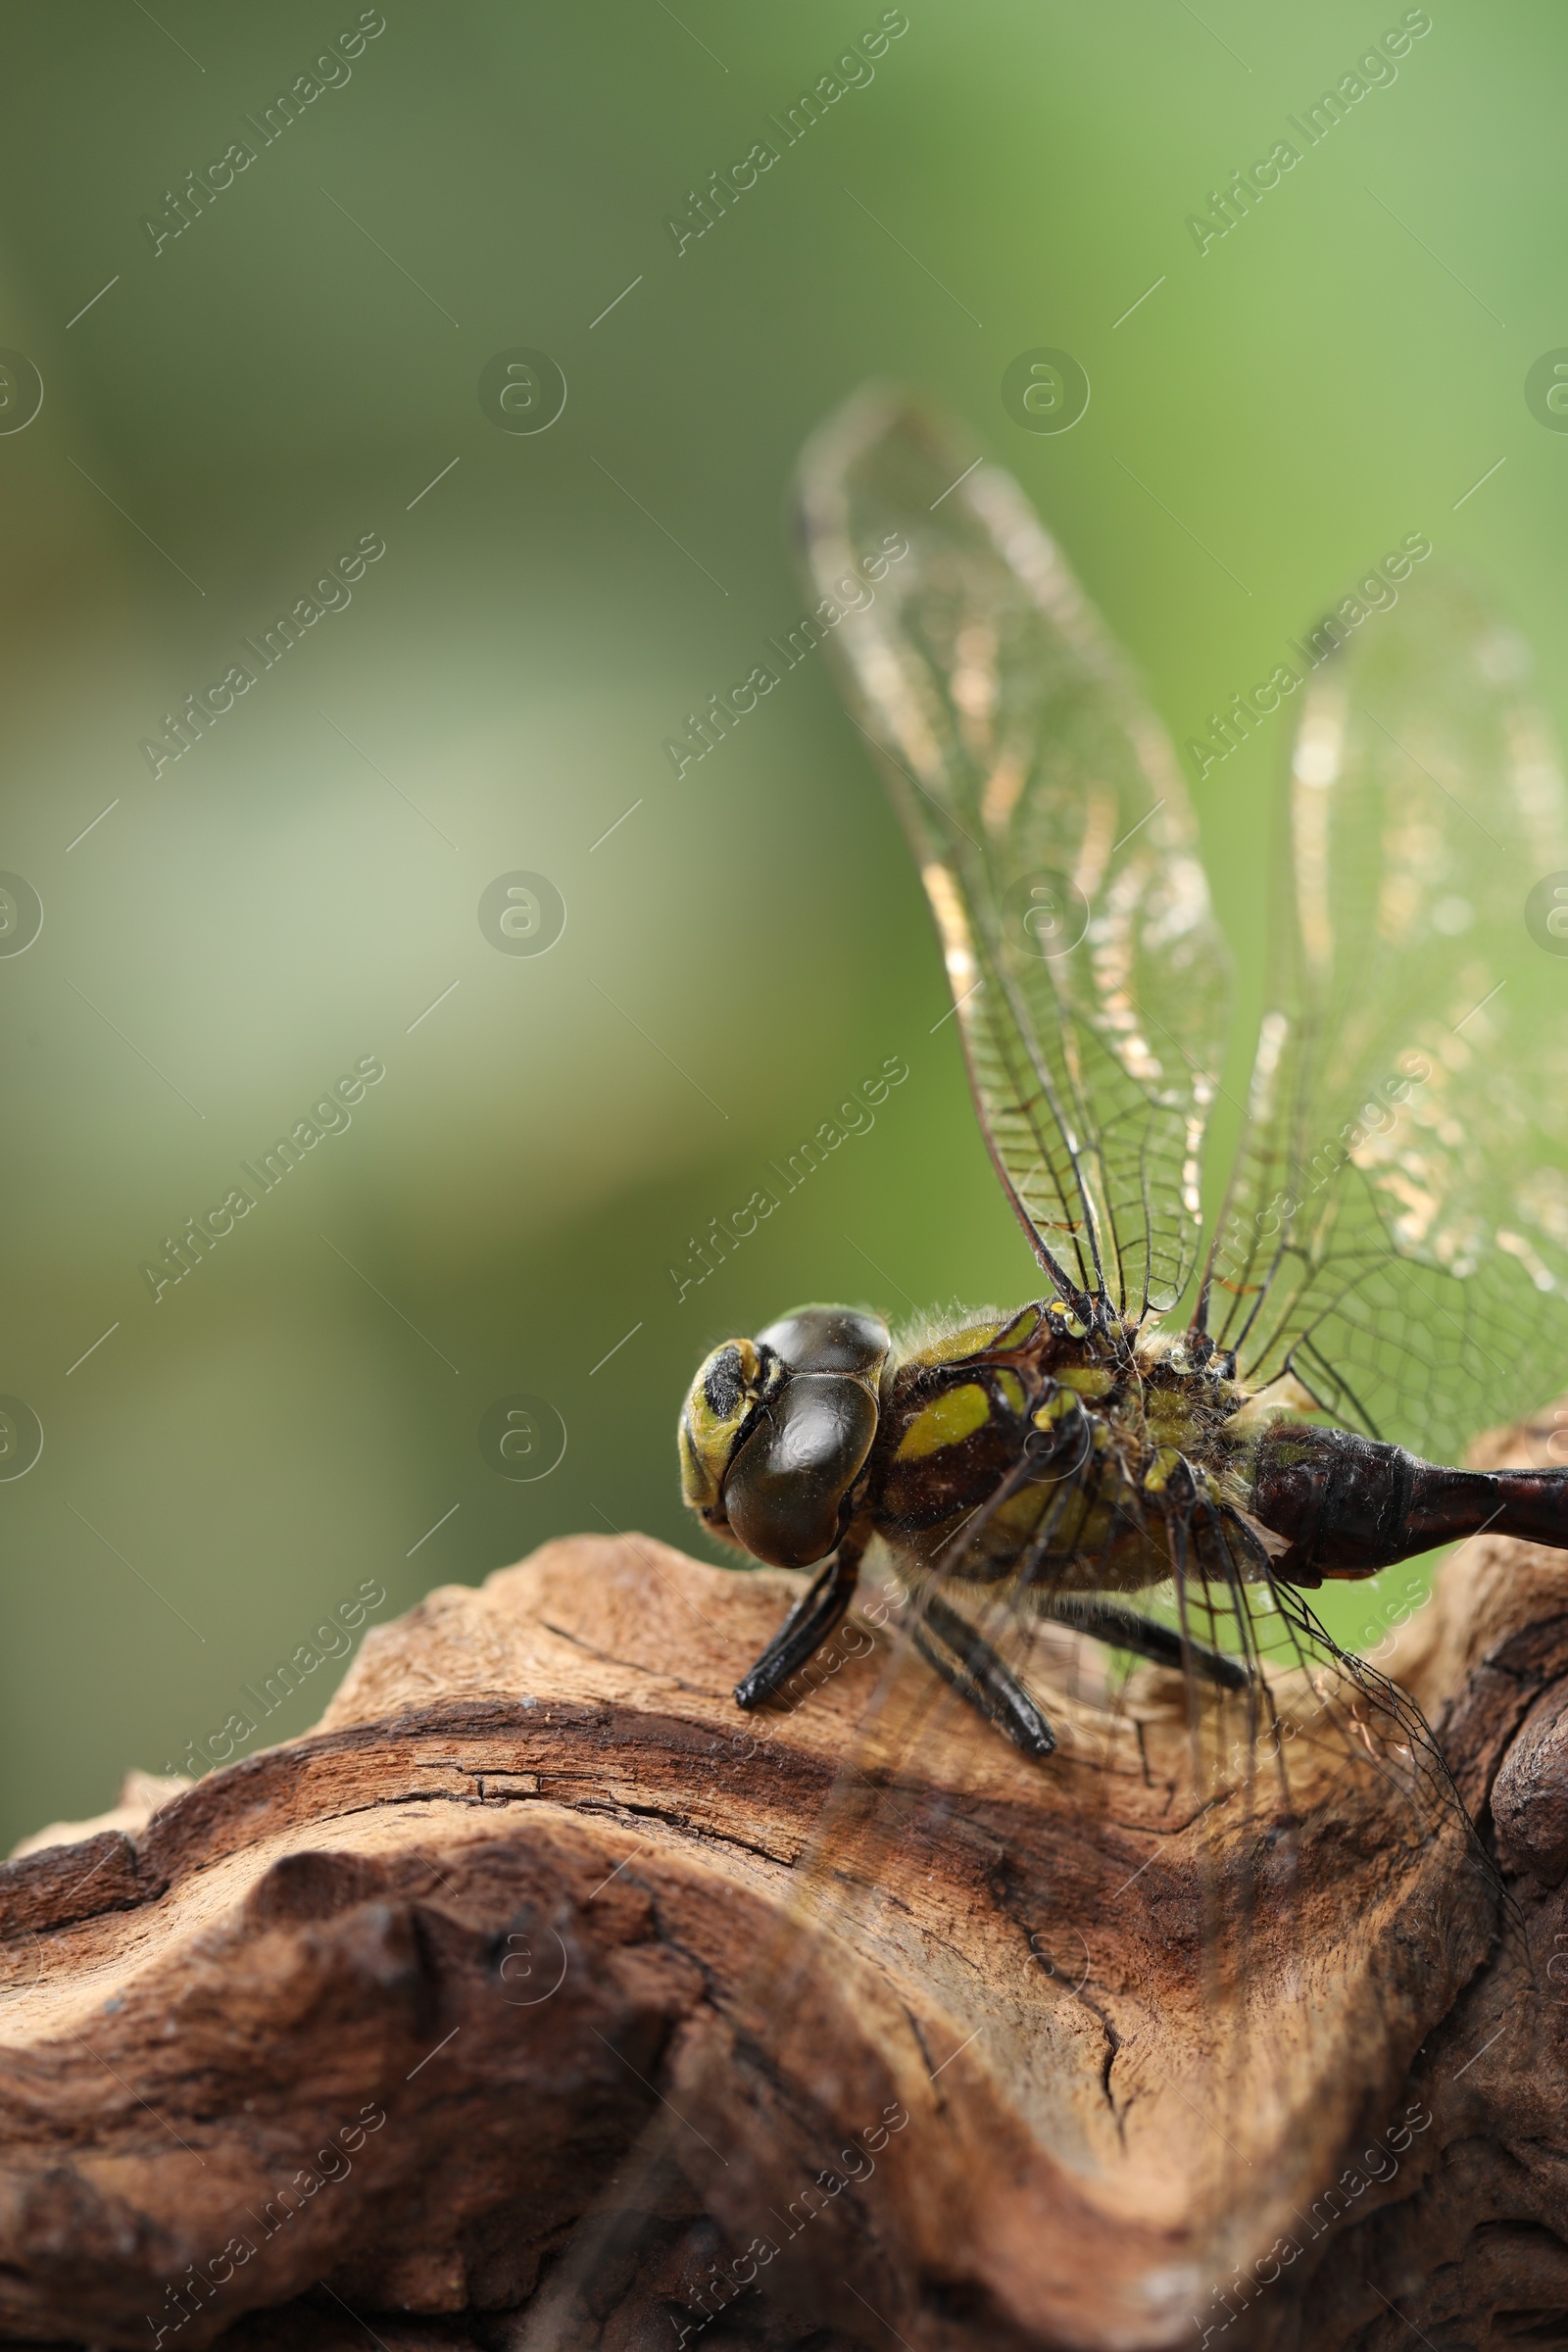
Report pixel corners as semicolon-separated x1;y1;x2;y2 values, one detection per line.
0;0;1561;1846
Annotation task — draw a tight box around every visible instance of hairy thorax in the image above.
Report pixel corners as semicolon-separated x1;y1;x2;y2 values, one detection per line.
869;1299;1273;1596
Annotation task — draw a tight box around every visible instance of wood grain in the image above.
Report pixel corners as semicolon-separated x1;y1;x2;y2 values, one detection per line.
3;1412;1568;2350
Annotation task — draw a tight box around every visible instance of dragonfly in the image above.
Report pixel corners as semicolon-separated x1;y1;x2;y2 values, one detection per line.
531;392;1568;2350
678;389;1568;1764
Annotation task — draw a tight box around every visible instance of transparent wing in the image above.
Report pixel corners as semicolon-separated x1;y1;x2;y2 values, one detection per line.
1209;567;1568;1461
795;388;1230;1318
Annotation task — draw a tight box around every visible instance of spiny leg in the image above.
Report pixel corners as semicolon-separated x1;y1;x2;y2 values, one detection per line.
734;1437;1079;1728
1019;1464;1246;1695
1009;1446;1216;1690
996;1431;1120;1720
1012;1458;1177;1785
911;1588;1056;1759
1195;1496;1279;1752
1041;1592;1250;1691
733;1537;864;1711
887;1433;1096;1760
1162;1480;1264;1761
906;1421;1110;1754
1007;1428;1098;1600
923;1416;1089;1592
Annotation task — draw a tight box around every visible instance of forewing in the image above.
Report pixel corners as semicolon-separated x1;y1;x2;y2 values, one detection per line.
795;389;1229;1317
1209;568;1568;1460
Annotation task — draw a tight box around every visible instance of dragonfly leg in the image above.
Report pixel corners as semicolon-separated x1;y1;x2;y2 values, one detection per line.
912;1588;1056;1758
733;1538;863;1711
1041;1593;1250;1691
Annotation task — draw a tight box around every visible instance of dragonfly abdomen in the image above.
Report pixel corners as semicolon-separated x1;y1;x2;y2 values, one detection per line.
1250;1422;1568;1585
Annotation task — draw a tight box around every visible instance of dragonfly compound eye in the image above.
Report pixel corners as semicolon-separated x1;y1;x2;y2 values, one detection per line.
679;1306;890;1555
754;1303;890;1379
678;1338;782;1522
723;1372;881;1569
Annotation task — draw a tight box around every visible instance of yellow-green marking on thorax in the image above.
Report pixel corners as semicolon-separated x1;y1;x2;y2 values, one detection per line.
896;1381;994;1460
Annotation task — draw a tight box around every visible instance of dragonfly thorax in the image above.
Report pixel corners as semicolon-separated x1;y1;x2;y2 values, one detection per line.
861;1302;1256;1595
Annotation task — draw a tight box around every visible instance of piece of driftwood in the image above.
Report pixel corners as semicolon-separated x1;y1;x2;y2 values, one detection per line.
4;1409;1568;2352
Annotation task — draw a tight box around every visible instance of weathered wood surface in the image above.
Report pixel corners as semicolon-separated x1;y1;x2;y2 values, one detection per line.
2;1410;1568;2352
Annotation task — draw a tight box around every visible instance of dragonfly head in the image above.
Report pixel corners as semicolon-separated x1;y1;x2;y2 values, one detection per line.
678;1305;891;1569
